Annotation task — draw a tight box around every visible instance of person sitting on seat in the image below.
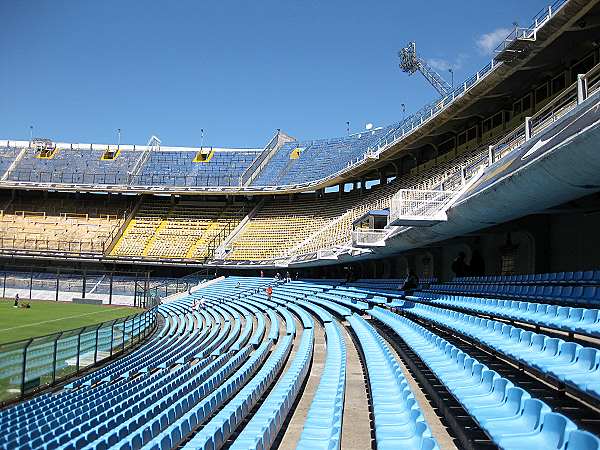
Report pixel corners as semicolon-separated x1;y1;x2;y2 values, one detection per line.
401;268;419;294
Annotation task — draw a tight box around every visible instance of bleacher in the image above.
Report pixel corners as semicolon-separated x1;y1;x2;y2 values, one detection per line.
0;194;130;255
2;274;599;449
225;196;355;261
7;147;140;185
133;150;260;187
251;127;394;186
111;198;248;259
426;270;600;307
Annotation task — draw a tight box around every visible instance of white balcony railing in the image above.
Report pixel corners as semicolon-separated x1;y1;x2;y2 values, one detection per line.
389;189;456;226
352;229;389;247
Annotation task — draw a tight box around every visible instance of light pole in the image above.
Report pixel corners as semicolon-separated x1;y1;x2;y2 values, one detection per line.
401;104;406;122
346;121;350;136
116;128;121;149
200;128;204;149
448;68;454;89
29;125;33;146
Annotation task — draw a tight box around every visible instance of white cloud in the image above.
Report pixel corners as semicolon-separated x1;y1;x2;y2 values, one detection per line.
426;53;468;73
476;27;511;55
427;58;452;72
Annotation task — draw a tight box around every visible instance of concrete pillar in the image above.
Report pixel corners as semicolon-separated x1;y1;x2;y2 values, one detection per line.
577;73;587;105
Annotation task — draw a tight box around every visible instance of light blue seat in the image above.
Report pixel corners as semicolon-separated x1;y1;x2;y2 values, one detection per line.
496;412;577;450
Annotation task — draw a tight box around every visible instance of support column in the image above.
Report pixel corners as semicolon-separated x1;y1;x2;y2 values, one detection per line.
577;73;587;105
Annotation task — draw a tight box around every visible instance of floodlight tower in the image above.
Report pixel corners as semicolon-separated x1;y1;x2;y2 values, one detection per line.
399;42;453;97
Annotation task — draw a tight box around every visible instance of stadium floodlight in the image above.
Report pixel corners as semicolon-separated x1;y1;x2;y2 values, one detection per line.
399;42;453;97
29;125;33;145
116;128;121;149
200;128;204;149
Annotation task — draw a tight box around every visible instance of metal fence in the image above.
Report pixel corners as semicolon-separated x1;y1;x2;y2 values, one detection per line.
0;306;157;406
134;269;214;306
390;189;456;222
351;229;389;246
0;268;155;306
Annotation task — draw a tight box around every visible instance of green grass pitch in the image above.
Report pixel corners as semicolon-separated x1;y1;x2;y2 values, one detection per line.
0;300;143;345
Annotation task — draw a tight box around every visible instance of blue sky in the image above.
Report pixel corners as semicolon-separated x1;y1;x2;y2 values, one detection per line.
0;0;550;148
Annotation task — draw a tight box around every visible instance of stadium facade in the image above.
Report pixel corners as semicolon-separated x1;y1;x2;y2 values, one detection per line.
0;0;598;280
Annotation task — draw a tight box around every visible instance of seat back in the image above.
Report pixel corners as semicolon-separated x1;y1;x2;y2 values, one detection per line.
566;430;600;450
521;399;551;431
539;413;577;450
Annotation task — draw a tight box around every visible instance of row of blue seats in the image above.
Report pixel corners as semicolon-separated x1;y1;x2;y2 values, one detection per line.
178;306;291;449
295;281;600;447
111;341;255;450
0;305;211;431
429;283;600;305
81;347;251;450
413;293;600;337
276;296;346;450
347;314;438;450
38;305;238;449
229;324;314;449
157;338;277;450
1;307;220;448
0;277;274;450
369;307;600;450
454;270;600;285
396;301;600;401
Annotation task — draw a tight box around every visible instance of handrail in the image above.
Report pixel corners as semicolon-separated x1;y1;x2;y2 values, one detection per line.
240;131;280;186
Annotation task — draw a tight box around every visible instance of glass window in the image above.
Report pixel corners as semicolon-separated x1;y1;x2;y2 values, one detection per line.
483;119;492;133
513;101;522;115
466;127;477;142
552;73;566;94
492;112;503;129
535;84;548;103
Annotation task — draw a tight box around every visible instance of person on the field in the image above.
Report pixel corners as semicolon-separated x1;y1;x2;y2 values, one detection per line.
401;268;419;294
13;294;19;308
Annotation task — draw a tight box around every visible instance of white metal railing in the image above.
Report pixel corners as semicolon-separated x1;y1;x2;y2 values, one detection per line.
389;189;456;222
366;0;568;160
128;135;160;184
352;229;388;246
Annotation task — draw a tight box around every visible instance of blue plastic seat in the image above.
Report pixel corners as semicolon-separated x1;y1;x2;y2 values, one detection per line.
496;412;577;450
566;430;600;450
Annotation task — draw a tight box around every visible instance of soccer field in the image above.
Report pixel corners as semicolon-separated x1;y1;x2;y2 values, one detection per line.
0;300;143;345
